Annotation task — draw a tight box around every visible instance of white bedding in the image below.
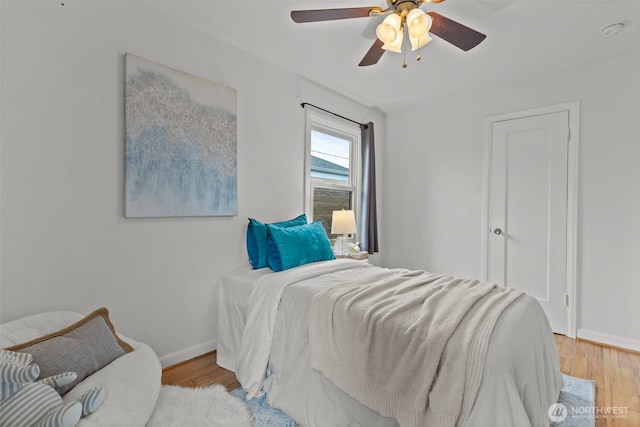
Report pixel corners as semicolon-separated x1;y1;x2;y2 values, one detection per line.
216;265;273;371
216;260;564;427
237;259;374;398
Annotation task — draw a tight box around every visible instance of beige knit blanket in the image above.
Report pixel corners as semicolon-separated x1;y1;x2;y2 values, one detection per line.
308;269;523;427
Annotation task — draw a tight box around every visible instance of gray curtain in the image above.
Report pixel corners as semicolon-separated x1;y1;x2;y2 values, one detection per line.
360;122;379;254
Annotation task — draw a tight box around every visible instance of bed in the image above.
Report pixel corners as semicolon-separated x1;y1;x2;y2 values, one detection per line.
216;258;564;427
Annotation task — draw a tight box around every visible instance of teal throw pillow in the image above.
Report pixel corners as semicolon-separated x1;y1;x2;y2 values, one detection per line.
246;214;307;269
266;221;335;272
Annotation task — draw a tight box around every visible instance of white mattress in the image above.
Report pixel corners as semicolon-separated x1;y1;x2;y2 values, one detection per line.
216;261;564;427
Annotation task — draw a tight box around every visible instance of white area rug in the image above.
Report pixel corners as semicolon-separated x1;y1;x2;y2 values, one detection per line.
147;384;251;427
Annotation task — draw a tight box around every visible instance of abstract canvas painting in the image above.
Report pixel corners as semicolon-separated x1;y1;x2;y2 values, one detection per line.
125;54;237;217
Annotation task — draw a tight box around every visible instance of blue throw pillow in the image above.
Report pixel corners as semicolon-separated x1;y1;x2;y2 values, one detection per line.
246;214;307;269
266;221;335;272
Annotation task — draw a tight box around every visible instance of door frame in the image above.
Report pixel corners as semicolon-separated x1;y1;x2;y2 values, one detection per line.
481;101;580;338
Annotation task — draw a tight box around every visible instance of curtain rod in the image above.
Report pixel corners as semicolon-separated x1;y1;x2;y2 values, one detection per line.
300;102;368;128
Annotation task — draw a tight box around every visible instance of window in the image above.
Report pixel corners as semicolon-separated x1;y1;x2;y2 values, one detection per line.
304;109;361;240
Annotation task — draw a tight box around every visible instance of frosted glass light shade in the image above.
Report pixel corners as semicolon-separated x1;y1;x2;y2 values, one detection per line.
410;32;432;50
407;9;432;38
331;209;357;235
382;27;403;52
376;13;402;44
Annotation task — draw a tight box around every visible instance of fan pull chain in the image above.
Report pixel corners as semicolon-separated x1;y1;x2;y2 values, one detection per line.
416;35;422;61
402;24;407;68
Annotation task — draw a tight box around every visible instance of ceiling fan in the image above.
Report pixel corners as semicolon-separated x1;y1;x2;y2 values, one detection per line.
291;0;486;67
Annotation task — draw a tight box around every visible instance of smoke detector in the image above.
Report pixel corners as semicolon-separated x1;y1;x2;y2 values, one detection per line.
601;23;625;37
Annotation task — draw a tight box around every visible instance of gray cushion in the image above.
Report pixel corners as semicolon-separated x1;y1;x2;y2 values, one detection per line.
6;308;133;395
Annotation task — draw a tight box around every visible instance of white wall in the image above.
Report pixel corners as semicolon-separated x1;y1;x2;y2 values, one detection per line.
383;50;640;349
0;1;385;364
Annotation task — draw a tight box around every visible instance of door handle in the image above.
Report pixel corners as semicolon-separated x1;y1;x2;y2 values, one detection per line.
493;228;503;235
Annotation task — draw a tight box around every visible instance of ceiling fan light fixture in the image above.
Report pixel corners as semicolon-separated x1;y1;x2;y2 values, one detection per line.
376;13;402;44
290;3;487;67
382;27;404;52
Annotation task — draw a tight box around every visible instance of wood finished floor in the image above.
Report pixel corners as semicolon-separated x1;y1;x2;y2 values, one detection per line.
162;336;640;426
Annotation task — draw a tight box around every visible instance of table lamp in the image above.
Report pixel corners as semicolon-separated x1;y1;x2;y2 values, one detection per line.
331;209;357;255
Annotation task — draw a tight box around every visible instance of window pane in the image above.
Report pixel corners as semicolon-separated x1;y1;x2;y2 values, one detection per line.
313;188;351;238
310;130;350;182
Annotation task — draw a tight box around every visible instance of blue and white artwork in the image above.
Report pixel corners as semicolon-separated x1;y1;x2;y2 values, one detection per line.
125;54;237;217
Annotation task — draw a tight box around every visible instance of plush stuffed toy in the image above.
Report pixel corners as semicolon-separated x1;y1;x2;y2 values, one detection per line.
0;349;105;427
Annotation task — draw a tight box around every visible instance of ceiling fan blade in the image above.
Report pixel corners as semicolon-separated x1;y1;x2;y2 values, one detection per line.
291;7;381;23
359;38;385;67
427;12;486;51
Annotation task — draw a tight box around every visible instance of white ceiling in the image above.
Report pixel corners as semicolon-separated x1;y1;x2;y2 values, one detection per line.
151;0;640;111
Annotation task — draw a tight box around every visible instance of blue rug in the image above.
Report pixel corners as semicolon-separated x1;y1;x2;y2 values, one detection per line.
230;388;300;426
552;374;596;427
232;374;594;427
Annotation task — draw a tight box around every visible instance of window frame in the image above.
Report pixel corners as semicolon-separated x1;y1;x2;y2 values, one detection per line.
304;108;362;235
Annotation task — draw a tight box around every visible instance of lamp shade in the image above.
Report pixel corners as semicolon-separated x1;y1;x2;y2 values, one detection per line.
331;209;357;235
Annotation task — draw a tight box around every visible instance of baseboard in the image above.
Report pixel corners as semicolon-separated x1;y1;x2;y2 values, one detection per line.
577;329;640;353
159;339;216;368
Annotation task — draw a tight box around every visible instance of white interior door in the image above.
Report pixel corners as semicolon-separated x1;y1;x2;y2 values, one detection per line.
487;111;569;334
